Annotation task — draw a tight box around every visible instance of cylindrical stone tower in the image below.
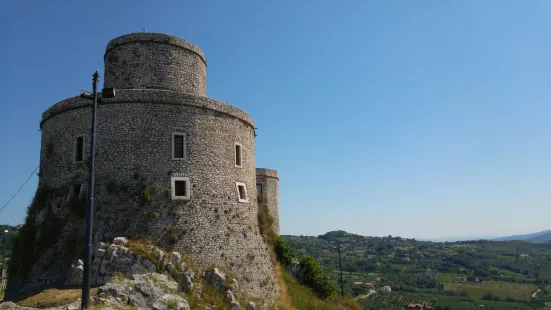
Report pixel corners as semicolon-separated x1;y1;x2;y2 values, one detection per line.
104;33;207;96
256;168;280;235
12;32;278;301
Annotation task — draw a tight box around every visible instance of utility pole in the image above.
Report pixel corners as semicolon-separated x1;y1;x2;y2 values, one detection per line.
79;71;115;309
1;229;8;285
337;242;344;297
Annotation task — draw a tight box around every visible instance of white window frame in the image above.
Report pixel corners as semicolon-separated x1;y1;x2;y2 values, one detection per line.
171;176;191;200
67;183;83;202
172;132;186;160
234;142;243;168
236;182;248;203
73;135;85;163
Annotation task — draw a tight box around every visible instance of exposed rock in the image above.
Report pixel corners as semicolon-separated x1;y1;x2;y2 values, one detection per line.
194;284;203;299
181;269;194;293
0;301;34;309
95;282;133;305
66;259;84;286
130;256;157;275
112;237;128;246
228;301;243;310
246;301;256;310
67;265;83;286
225;290;236;303
166;263;179;280
230;278;239;294
290;260;303;279
152;294;189;310
204;268;226;292
92;273;184;309
171;251;182;264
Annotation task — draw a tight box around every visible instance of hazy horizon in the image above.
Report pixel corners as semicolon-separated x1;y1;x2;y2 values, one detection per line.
1;1;550;239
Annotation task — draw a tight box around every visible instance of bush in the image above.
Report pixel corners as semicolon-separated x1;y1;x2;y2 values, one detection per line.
275;236;296;266
300;254;339;298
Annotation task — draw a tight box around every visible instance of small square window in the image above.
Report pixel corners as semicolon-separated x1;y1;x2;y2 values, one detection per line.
171;177;190;200
175;181;187;197
235;143;242;167
172;133;186;159
236;182;248;203
74;136;84;163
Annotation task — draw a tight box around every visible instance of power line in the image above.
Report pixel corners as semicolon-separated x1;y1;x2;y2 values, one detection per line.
0;165;40;215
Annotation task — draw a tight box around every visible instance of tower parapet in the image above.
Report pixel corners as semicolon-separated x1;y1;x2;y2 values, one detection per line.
103;32;207;96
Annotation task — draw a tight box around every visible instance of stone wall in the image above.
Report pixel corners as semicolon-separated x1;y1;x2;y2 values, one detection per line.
256;169;280;235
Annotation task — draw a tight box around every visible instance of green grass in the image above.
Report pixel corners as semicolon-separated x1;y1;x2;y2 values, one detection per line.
488;266;528;279
0;290;4;301
437;273;458;283
280;267;360;310
444;281;537;301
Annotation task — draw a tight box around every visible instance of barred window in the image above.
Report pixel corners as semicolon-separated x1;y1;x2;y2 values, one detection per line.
171;177;190;200
172;133;185;159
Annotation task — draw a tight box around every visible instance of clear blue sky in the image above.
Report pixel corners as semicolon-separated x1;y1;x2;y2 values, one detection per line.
1;1;550;240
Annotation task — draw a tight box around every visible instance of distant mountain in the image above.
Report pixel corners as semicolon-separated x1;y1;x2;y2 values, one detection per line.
494;230;551;242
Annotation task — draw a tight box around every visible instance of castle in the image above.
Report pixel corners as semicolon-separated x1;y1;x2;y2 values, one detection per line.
7;32;280;301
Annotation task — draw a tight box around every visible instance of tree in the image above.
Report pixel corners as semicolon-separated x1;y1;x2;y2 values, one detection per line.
275;236;296;266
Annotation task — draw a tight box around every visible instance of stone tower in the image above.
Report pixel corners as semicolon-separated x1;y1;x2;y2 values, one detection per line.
8;32;279;301
256;168;280;235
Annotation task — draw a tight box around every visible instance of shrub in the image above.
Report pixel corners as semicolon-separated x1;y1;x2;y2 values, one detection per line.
139;183;153;205
275;236;296;266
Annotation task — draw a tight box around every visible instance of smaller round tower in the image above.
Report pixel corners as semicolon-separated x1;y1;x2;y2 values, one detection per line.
103;33;207;96
256;168;280;234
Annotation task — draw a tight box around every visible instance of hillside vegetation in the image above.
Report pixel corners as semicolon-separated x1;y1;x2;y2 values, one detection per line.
283;230;551;310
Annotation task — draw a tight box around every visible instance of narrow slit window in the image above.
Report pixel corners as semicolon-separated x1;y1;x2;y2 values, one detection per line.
236;182;248;203
74;136;84;163
257;184;263;194
67;183;82;202
72;184;81;199
235;143;242;167
171;176;190;200
173;133;185;159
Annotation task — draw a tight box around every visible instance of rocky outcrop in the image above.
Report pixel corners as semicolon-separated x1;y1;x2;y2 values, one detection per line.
66;237;180;288
3;237;266;310
93;273;189;310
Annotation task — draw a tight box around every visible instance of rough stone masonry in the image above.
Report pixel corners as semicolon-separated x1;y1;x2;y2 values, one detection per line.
6;32;280;302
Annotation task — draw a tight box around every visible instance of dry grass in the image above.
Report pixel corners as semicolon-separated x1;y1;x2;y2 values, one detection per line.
90;303;136;310
186;284;230;309
18;288;98;308
275;263;295;310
